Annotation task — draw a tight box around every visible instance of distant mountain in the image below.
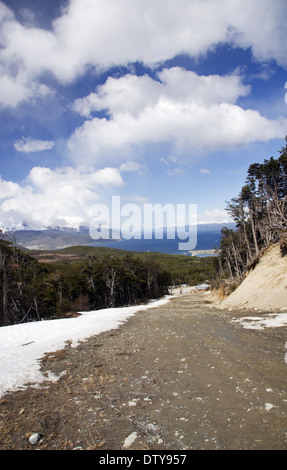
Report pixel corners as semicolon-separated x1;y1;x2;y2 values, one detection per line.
4;227;96;250
4;222;235;251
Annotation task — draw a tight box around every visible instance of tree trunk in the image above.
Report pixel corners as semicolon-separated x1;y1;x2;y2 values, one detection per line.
249;208;259;255
0;246;9;326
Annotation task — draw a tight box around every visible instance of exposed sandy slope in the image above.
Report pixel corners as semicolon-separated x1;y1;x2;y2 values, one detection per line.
213;244;287;312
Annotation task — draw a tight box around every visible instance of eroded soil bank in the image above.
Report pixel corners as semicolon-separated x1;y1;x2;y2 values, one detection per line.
1;293;287;450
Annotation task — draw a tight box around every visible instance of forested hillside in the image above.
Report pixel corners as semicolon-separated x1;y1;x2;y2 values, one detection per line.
0;240;216;327
217;137;287;283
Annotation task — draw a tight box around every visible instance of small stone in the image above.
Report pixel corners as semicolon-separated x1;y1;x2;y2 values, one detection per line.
123;432;138;449
29;432;42;445
146;423;158;433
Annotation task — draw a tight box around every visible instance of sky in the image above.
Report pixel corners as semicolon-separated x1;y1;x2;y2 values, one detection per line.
0;0;287;232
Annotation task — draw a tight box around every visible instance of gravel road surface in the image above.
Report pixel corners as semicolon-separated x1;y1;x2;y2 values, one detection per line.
1;292;286;450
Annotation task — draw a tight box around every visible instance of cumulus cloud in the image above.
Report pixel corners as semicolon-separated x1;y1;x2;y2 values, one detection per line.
0;166;124;230
0;0;287;107
14;137;55;153
72;68;250;117
68;68;287;165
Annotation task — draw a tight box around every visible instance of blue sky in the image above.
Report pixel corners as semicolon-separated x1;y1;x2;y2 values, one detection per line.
0;0;287;231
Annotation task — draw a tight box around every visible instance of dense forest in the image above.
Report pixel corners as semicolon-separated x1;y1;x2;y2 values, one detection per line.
0;239;216;327
217;137;287;283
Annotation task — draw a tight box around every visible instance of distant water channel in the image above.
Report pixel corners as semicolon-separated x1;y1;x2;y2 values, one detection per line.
92;229;222;256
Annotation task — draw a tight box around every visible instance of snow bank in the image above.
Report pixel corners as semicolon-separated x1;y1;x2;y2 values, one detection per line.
0;294;178;398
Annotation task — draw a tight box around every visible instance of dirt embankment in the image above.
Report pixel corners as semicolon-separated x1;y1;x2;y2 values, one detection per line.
211;244;287;312
0;293;287;450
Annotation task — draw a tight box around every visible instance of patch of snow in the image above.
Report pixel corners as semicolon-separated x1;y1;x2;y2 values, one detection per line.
0;294;176;398
233;313;287;330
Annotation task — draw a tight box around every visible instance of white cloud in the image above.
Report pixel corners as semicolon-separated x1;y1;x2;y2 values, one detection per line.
0;69;53;109
167;168;186;176
0;73;30;108
199;169;212;175
18;8;36;26
0;1;13;18
0;166;124;230
0;0;287;107
0;176;21;200
49;0;287;72
119;161;147;175
68;68;287;165
160;155;188;176
14;137;55;153
72;68;250;118
198;208;231;224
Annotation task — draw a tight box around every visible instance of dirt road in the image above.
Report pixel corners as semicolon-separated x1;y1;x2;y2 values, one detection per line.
0;293;287;450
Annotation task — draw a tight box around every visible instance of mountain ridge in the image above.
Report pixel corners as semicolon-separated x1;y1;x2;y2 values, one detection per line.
4;223;235;251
